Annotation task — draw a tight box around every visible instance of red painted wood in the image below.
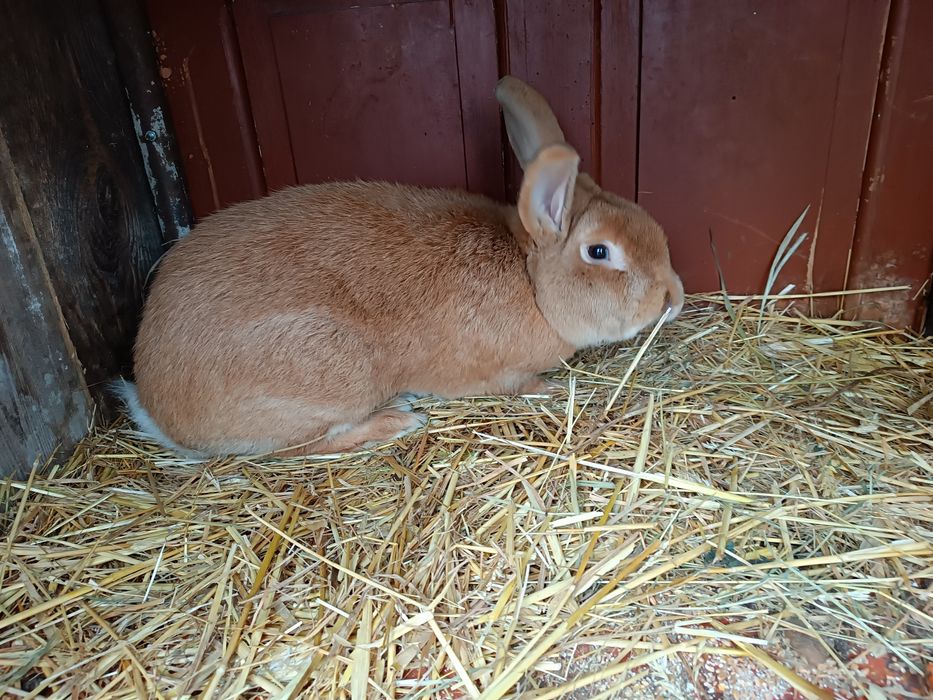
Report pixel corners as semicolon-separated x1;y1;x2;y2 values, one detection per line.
813;0;890;315
230;0;299;192
638;0;886;297
147;0;931;328
503;0;598;194
599;0;640;201
146;0;265;219
500;0;640;201
848;0;933;330
452;0;505;200
232;0;496;192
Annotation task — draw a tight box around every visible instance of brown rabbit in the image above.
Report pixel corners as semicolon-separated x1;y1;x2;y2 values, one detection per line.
115;76;684;458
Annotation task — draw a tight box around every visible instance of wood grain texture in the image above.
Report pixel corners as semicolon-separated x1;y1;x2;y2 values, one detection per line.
452;0;505;200
0;128;93;478
0;0;165;409
102;0;194;242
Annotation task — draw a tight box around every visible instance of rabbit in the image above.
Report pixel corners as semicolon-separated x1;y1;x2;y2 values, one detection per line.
114;75;684;458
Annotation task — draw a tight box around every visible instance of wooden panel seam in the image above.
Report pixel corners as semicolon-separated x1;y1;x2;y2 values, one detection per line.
590;0;602;184
452;0;505;199
232;0;300;191
805;0;889;316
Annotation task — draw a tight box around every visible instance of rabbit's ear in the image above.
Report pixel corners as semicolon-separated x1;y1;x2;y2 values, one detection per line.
518;144;580;242
496;76;567;169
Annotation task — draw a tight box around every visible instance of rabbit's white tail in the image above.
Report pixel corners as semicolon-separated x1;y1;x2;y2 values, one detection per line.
109;379;204;459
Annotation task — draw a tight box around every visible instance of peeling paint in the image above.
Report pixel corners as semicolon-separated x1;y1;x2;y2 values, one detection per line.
127;97;190;238
148;107;180;183
128;98;157;199
851;251;919;326
867;172;886;192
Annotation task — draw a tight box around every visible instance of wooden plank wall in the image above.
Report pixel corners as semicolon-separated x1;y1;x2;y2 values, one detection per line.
1;1;927;478
150;0;932;329
508;0;930;329
0;0;167;477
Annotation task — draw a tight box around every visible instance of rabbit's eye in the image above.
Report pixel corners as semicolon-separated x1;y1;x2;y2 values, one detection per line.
586;244;609;261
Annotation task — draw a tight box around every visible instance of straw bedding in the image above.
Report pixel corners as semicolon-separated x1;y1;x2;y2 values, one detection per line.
1;294;931;699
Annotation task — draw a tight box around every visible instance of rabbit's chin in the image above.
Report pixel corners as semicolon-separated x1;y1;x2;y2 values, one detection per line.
590;316;674;348
574;326;645;350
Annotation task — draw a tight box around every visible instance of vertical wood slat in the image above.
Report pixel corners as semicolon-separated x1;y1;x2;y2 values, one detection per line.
599;0;640;201
502;0;599;195
808;0;889;316
241;0;473;191
848;0;933;329
452;0;506;200
145;0;267;219
0;129;93;478
499;0;640;200
230;0;300;193
102;0;195;242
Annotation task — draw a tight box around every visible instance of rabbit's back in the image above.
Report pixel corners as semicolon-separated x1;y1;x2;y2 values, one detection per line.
132;182;567;453
138;182;539;362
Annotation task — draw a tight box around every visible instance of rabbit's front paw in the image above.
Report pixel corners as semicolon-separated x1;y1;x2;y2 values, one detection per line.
515;376;561;397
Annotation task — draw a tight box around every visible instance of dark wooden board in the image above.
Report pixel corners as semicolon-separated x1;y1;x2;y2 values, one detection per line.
102;0;194;243
0;0;166;408
0;130;93;478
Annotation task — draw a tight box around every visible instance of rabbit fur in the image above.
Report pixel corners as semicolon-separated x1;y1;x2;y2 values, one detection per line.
117;76;684;458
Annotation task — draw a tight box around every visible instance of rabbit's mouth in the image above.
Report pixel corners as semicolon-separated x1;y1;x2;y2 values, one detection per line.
661;274;686;321
620;284;685;344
